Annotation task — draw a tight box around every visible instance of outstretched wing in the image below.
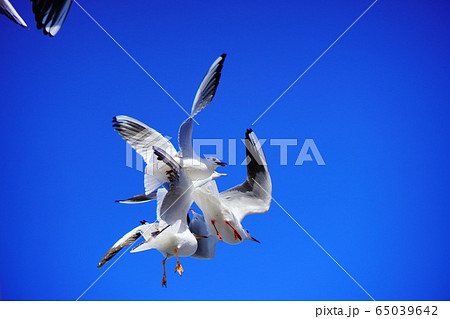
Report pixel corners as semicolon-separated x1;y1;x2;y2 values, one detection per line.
113;116;177;164
115;183;170;204
0;0;28;28
191;53;227;117
178;54;227;158
31;0;73;37
97;223;156;268
219;129;272;222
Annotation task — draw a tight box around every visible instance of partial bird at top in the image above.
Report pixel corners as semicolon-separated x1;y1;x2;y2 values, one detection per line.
31;0;73;37
113;53;227;200
0;0;73;37
0;0;28;28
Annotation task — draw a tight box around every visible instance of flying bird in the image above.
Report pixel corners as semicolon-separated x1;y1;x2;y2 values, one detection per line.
192;129;272;244
98;147;225;287
113;53;227;200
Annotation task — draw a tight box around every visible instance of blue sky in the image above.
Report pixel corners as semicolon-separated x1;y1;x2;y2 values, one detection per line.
0;0;449;300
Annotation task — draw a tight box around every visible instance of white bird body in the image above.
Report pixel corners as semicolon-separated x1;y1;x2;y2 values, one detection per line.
193;180;247;245
132;219;197;259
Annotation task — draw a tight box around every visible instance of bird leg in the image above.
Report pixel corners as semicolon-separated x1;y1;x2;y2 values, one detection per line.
173;248;184;276
211;220;223;241
161;257;168;288
225;220;242;241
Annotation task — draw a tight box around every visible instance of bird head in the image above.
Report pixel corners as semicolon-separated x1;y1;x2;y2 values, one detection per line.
206;157;227;167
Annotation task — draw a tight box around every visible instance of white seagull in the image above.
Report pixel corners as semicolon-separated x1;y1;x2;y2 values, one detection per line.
98;146;224;287
192;129;272;245
113;53;227;200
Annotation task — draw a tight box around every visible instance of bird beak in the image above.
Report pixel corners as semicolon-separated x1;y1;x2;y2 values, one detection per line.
195;235;208;239
216;162;227;166
218;173;227;177
190;208;197;214
250;236;261;243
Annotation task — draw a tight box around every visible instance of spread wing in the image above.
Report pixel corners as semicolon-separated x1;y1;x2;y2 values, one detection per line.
191;53;226;117
97;223;156;268
113;116;177;164
178;54;226;158
219;129;272;222
31;0;73;37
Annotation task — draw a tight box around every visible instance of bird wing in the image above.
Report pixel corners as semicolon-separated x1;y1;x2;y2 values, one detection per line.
156;188;168;226
189;213;218;260
115;183;170;204
153;146;193;225
177;117;195;158
31;0;72;37
219;129;272;222
0;0;28;28
97;223;156;268
113;116;177;164
177;54;226;158
191;54;227;117
115;193;157;204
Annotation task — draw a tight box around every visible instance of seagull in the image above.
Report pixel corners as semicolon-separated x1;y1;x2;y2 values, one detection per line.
0;0;28;28
192;129;272;245
98;146;224;287
31;0;73;37
0;0;72;36
113;53;227;200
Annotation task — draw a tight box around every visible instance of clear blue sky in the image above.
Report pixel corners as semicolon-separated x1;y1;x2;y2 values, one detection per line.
1;0;449;301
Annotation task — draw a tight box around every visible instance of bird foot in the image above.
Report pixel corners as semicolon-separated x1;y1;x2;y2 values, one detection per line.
161;275;167;288
174;263;184;276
